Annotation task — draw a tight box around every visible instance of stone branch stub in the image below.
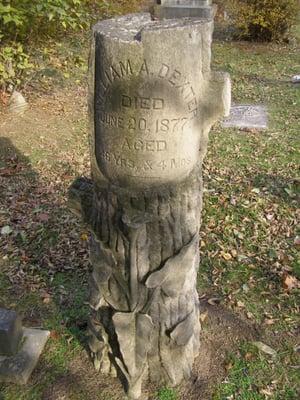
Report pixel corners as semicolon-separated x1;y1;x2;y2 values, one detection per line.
69;12;230;400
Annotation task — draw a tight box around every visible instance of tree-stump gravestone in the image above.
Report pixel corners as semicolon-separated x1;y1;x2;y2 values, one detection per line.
69;12;230;400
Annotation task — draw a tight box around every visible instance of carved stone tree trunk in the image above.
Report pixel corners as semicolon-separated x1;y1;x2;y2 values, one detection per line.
69;13;230;400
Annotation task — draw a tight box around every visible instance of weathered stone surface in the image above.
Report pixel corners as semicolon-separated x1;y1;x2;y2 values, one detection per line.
0;308;23;357
222;104;268;130
0;328;50;384
70;12;230;399
8;91;28;115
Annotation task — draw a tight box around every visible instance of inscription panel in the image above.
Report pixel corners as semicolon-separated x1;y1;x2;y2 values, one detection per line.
94;55;201;186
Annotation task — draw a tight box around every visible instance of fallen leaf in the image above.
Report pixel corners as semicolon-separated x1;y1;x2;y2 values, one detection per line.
264;318;276;325
260;388;273;396
284;187;294;197
233;229;244;239
294;236;300;246
0;168;16;176
236;300;245;308
38;213;50;222
225;362;233;371
253;341;277;357
242;284;250;293
81;233;89;241
50;330;60;340
244;352;254;361
220;251;232;261
231;249;238;258
208;297;221;306
200;311;208;322
40;289;52;303
1;226;13;235
282;274;300;291
240;127;259;133
230;197;237;205
293;344;300;353
67;336;74;345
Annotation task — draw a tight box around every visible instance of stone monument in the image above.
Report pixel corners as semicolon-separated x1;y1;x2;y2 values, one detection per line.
69;12;230;400
155;0;215;19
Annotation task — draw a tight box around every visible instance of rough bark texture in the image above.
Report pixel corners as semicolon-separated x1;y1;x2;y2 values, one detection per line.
69;12;230;400
70;171;202;398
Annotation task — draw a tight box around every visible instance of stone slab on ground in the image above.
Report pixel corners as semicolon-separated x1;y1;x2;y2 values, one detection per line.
222;104;268;130
0;308;23;357
0;328;50;384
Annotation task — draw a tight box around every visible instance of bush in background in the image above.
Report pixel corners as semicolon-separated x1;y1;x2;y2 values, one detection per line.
224;0;298;42
0;0;142;90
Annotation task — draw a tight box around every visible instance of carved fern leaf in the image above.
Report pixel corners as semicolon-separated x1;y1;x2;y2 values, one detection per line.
146;234;199;297
113;312;154;378
170;311;195;346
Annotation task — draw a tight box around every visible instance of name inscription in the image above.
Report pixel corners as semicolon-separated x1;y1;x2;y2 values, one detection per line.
94;54;200;184
96;59;197;117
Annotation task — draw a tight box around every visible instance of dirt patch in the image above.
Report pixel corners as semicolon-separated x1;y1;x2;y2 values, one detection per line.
0;86;88;171
41;351;124;400
177;299;259;400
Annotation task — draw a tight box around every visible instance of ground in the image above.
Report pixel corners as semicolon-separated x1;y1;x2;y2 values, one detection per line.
0;19;299;400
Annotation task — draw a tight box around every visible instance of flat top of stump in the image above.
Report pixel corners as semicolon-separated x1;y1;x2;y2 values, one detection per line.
93;13;211;42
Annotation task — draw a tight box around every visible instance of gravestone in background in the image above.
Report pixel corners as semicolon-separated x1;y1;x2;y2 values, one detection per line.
222;104;268;130
155;0;215;19
69;12;230;400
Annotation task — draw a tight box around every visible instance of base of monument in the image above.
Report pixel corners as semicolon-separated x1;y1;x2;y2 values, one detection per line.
0;328;50;384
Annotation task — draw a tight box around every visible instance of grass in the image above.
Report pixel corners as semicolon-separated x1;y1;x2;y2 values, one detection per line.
156;388;178;400
0;13;300;400
197;38;300;399
213;343;299;400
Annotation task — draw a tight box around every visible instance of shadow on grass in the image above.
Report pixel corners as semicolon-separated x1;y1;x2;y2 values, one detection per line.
0;137;93;398
252;173;299;200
